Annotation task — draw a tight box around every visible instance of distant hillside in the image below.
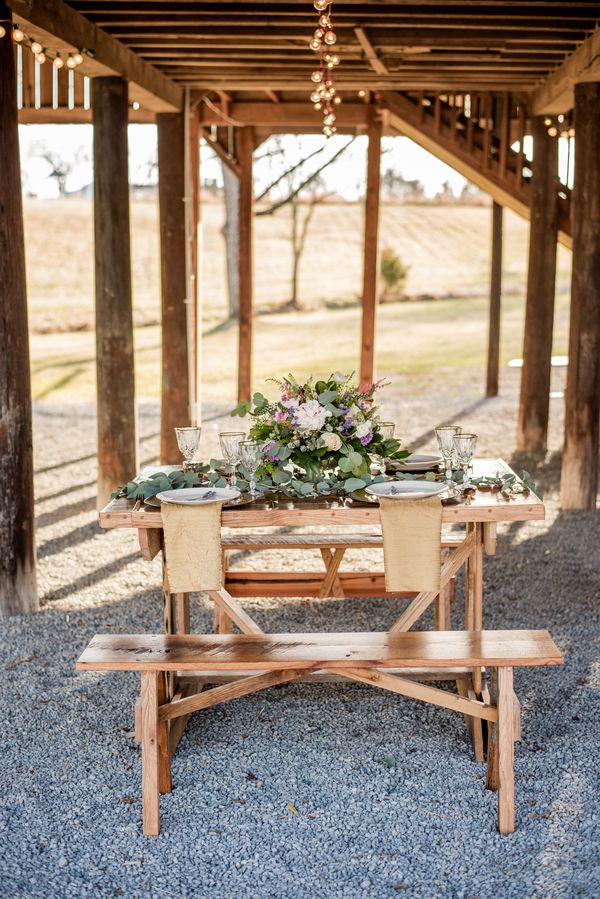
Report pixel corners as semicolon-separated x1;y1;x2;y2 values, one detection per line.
23;196;572;335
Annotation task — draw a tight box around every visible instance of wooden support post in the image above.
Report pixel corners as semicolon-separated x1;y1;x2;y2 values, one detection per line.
359;110;383;389
237;126;254;403
92;77;138;508
158;112;190;462
486;202;503;397
561;83;600;509
188;106;201;423
516;117;558;453
0;11;37;615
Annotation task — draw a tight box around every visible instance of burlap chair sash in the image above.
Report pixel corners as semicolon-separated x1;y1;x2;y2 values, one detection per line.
379;495;443;593
161;502;224;593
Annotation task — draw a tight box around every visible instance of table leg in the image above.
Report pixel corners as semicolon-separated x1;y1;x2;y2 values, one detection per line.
434;548;452;630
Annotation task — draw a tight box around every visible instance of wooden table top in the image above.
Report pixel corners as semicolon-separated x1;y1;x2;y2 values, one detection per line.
99;458;544;530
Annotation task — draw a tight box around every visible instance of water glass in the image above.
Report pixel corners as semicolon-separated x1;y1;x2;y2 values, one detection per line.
219;431;246;487
239;441;262;496
453;433;478;489
435;425;461;483
175;426;202;465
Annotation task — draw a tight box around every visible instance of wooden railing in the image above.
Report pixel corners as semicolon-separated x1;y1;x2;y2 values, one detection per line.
384;90;572;246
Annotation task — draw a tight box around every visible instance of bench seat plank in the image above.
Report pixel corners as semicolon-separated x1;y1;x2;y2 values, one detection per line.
77;630;563;672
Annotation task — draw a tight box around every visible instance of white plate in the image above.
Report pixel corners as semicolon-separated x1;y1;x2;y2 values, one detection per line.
390;453;443;472
366;480;447;500
156;487;240;505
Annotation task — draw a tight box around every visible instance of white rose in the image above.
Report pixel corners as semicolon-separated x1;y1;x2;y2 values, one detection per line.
331;371;347;384
294;399;329;432
355;421;371;439
321;431;342;451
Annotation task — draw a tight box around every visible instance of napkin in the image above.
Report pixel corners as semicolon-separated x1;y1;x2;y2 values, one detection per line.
379;495;443;593
161;501;224;593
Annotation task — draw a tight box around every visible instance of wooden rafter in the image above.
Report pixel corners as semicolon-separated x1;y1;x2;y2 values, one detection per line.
354;26;388;75
7;0;182;111
531;25;600;113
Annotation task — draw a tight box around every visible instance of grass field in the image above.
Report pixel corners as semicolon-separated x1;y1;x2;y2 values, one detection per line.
24;197;572;404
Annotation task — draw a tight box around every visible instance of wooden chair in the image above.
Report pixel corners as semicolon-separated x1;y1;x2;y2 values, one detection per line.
77;629;562;836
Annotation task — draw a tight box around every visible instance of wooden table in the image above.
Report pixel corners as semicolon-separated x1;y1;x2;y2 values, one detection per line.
99;458;544;759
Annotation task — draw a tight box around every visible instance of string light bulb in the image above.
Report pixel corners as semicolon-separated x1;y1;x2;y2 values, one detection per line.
66;53;77;68
31;40;42;54
547;126;558;137
0;25;6;38
308;0;342;137
54;53;64;68
13;26;24;41
36;50;46;63
73;51;83;65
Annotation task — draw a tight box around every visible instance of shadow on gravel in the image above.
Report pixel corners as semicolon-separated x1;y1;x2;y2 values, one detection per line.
41;551;145;605
36;496;97;529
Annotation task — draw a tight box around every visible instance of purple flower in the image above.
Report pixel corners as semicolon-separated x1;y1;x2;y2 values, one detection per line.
359;431;373;446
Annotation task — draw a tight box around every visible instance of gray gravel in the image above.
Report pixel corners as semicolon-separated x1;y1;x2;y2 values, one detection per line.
1;369;599;898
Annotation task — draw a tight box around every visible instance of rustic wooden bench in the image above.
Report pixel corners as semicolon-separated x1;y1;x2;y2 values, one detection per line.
77;628;562;837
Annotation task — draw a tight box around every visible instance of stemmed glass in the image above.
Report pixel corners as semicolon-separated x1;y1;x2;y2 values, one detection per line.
435;425;461;484
376;421;396;475
175;427;202;467
239;441;262;496
453;433;478;490
219;431;246;488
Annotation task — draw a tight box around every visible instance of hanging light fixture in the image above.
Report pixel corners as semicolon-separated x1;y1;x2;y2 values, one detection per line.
308;2;341;136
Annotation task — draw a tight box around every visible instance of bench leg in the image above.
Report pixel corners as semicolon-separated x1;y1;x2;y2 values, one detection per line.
497;667;515;834
157;672;172;794
140;672;161;836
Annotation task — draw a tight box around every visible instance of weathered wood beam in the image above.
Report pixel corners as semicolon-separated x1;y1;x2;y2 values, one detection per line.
354;26;388;76
360;110;383;390
517;118;558;453
531;25;600;114
93;77;138;509
7;0;182;111
158;112;190;462
0;9;37;615
237;126;254;403
486;201;503;398
199;101;369;129
560;82;600;509
18;107;155;124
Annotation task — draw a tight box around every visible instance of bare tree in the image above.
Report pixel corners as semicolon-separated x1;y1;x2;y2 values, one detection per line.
256;137;355;309
30;142;87;195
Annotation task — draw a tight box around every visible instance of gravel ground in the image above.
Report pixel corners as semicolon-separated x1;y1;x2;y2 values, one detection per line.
1;369;599;898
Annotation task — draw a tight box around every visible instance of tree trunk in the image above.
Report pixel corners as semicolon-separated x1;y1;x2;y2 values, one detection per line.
290;199;300;309
0;8;38;614
560;83;600;509
92;77;138;508
221;161;240;318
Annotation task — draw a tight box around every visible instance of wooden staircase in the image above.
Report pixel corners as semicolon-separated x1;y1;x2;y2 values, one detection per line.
382;91;572;249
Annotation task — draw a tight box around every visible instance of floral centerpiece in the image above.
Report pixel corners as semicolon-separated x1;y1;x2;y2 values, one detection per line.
231;371;407;495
